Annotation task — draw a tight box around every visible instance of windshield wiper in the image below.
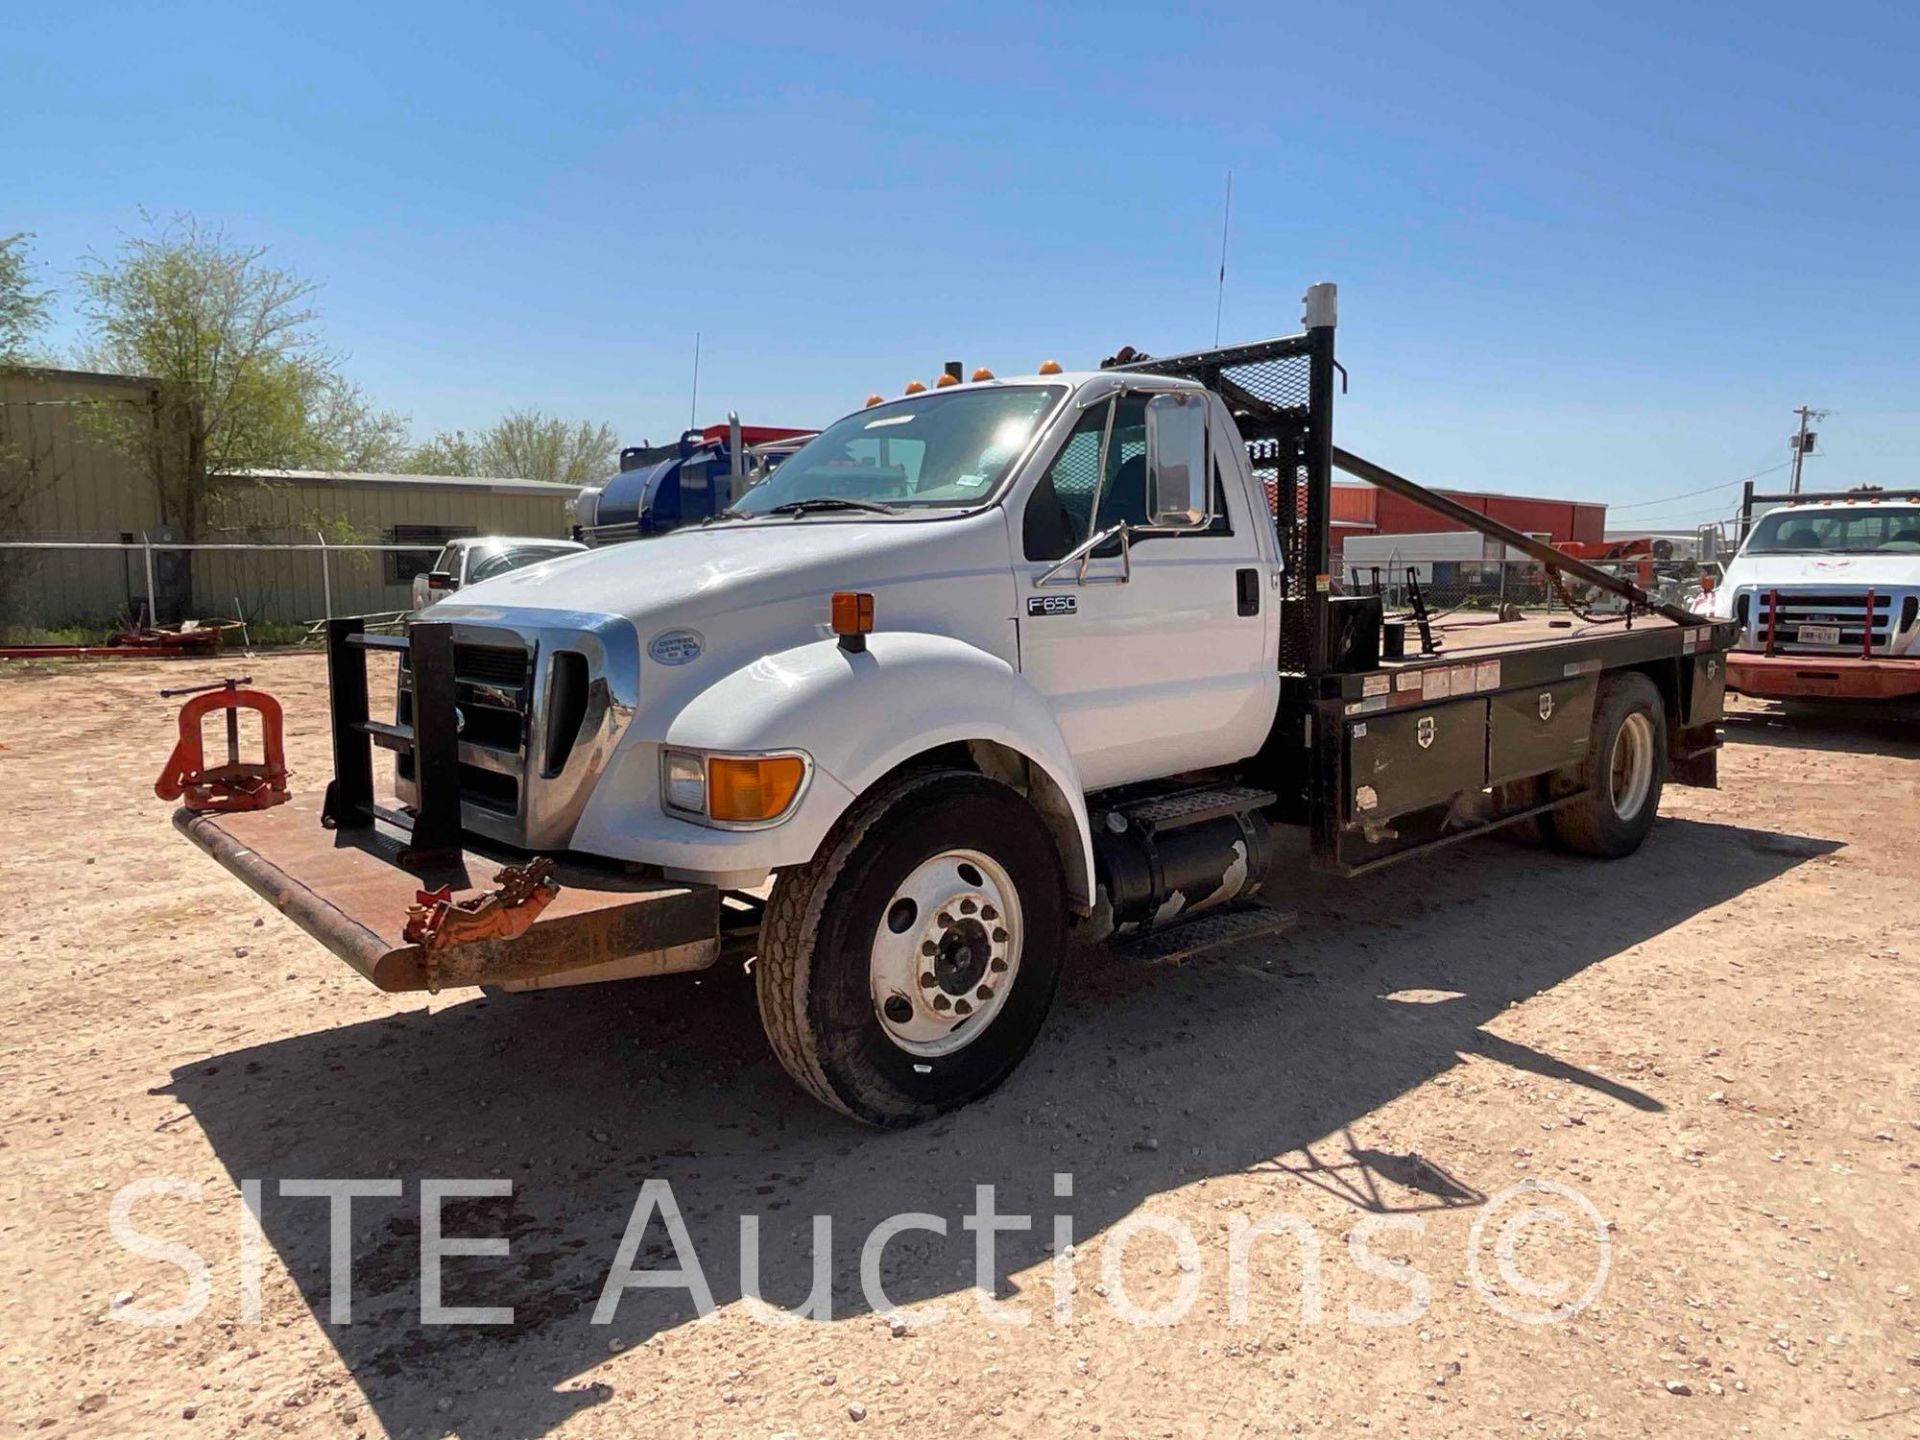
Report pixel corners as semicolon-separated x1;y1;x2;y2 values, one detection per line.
764;498;899;518
700;507;749;526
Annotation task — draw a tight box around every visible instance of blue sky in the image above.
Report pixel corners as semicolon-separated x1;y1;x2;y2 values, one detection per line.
9;1;1917;526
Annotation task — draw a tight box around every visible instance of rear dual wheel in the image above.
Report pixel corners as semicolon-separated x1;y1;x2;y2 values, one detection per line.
755;769;1067;1127
1548;672;1667;857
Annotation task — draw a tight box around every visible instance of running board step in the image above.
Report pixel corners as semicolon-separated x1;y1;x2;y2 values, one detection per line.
1110;902;1298;966
1113;785;1277;835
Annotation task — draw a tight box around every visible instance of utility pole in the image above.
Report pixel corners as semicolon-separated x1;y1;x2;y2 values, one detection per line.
1788;405;1827;494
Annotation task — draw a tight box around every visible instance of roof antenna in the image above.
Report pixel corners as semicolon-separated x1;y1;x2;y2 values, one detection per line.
688;331;702;432
1213;169;1233;346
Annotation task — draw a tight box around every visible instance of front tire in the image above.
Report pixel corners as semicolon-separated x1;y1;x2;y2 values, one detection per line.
755;769;1068;1126
1548;672;1667;858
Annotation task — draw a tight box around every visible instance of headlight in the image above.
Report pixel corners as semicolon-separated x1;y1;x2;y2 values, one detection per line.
663;750;706;814
661;748;810;826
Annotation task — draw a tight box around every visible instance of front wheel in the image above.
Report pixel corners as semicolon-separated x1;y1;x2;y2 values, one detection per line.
755;769;1068;1126
1547;672;1667;858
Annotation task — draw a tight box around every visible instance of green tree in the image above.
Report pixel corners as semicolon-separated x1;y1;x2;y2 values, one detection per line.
0;234;57;628
411;408;619;485
79;216;410;540
0;233;52;366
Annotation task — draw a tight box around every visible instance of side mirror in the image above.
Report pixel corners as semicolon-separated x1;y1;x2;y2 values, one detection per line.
1144;392;1210;529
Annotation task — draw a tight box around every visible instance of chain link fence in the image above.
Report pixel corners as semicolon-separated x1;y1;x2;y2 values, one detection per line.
1340;555;1712;621
0;537;440;643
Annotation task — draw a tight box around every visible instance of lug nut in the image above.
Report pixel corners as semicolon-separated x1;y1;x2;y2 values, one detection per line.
976;985;993;1001
921;939;937;956
992;927;1008;943
981;905;998;921
933;995;952;1011
919;971;937;987
953;999;972;1016
989;958;1008;973
960;898;977;914
937;912;954;929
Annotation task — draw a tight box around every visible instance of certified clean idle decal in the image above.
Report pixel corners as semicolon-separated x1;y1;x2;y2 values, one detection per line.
1026;595;1077;617
648;629;704;665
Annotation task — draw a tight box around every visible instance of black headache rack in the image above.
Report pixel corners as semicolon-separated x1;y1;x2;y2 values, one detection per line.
322;617;464;857
1112;327;1335;673
1109;296;1705;672
1114;288;1730;876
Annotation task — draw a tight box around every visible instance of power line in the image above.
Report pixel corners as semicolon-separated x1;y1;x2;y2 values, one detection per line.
1607;460;1792;512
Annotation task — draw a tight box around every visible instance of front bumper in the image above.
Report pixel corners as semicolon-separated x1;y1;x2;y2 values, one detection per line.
1726;651;1920;701
176;786;721;992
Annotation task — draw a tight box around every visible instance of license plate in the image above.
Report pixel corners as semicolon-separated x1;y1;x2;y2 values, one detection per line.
1796;624;1842;646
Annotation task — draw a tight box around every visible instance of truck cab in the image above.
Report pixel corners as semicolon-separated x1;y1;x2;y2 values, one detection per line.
1709;490;1920;701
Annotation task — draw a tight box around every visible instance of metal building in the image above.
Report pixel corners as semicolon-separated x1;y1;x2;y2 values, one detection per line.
0;367;576;631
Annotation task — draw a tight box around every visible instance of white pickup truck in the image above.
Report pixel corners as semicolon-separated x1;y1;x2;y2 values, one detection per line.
1703;489;1920;702
173;285;1738;1126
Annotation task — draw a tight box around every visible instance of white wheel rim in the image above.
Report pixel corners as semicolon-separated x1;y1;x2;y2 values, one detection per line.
869;848;1023;1058
1609;711;1655;820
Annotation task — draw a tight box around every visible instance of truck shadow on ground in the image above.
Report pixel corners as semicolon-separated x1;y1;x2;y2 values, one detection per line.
163;813;1837;1438
1722;703;1920;759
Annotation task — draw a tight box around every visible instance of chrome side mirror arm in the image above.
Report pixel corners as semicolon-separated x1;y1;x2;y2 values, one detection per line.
1035;522;1131;588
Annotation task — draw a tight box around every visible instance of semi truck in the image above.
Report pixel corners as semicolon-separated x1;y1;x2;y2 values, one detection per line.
1705;486;1920;702
167;284;1738;1127
571;418;816;545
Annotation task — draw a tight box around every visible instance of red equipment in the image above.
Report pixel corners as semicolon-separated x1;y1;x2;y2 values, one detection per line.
155;678;290;813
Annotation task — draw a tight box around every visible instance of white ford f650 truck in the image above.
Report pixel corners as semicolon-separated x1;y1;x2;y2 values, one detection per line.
171;285;1738;1126
1705;486;1920;703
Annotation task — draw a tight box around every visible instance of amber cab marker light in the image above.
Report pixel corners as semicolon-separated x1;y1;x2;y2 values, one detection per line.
971;367;995;381
903;379;927;395
832;591;875;653
864;393;884;408
707;755;806;823
1037;359;1063;375
935;372;960;387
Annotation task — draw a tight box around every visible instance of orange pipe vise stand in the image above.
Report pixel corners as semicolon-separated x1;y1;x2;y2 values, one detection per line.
154;678;291;813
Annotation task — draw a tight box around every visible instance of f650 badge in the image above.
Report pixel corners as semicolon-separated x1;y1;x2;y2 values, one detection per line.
1027;595;1077;617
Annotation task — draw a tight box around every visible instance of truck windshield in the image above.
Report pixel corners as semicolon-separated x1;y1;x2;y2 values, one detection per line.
732;385;1066;516
1745;506;1920;555
467;545;580;583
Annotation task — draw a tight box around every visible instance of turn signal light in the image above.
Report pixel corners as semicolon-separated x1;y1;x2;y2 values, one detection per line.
1037;359;1063;375
831;590;875;636
904;379;927;395
707;755;807;823
1699;573;1717;593
864;393;884;408
971;367;995;381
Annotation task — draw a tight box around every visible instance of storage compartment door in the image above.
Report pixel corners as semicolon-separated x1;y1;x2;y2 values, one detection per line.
1487;676;1596;786
1346;697;1489;824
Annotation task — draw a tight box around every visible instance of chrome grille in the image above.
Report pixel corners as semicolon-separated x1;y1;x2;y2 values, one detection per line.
1737;587;1916;654
394;615;638;850
398;640;533;815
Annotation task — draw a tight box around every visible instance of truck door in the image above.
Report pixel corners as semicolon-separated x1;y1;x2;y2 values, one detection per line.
1015;389;1277;791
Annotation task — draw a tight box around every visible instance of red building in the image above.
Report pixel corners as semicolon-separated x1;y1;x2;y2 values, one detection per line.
1266;480;1606;555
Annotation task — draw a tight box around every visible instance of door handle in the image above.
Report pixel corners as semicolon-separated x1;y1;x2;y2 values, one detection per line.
1236;568;1260;617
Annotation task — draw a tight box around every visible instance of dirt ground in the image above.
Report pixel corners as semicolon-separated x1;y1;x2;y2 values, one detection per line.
2;651;1916;1440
